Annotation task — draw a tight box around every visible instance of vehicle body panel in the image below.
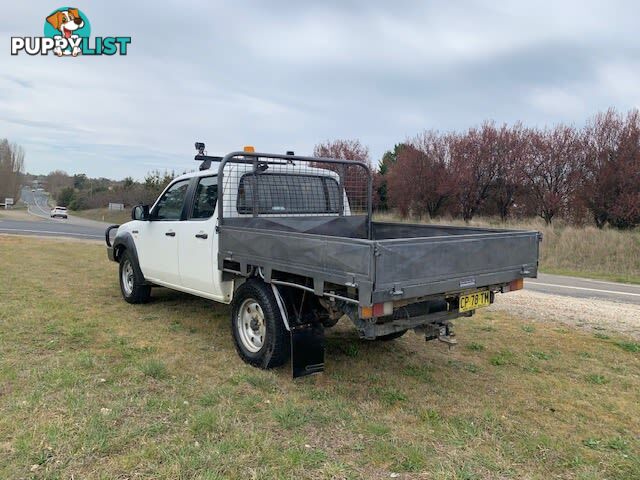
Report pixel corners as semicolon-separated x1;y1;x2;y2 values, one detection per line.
178;213;232;302
218;218;539;306
135;220;181;285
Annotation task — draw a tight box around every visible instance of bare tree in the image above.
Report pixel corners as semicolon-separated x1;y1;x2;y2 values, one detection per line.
0;139;25;202
582;108;640;229
386;131;453;218
523;125;582;224
313;139;371;212
46;170;73;198
490;123;530;221
449;122;502;221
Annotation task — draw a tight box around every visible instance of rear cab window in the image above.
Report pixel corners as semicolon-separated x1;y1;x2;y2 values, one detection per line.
236;173;340;214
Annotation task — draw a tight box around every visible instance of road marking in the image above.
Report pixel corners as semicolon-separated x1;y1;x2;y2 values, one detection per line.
537;275;636;288
34;196;52;216
528;282;640;298
0;227;102;238
27;203;50;219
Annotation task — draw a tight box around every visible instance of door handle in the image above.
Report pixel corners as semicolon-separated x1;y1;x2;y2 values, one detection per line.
165;231;176;237
195;233;208;239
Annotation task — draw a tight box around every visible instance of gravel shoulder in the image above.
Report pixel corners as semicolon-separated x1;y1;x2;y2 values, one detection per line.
491;289;640;339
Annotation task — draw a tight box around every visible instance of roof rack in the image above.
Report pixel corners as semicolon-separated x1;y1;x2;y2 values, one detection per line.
194;142;222;171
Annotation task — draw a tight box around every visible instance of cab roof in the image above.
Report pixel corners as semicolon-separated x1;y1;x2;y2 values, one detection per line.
172;159;339;183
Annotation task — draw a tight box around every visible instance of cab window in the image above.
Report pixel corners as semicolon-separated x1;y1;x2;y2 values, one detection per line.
190;176;218;220
237;173;340;214
151;179;189;220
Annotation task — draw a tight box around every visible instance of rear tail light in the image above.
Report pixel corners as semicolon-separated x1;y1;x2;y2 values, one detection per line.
359;302;393;319
507;278;524;292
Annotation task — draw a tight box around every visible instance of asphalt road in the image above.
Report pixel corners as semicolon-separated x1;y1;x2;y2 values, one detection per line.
526;273;640;305
0;188;109;240
3;189;639;304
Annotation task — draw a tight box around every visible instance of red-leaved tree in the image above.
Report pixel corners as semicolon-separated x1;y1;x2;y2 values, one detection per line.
386;131;453;218
523;125;582;224
449;122;502;221
491;123;530;221
582;109;640;229
313;139;371;213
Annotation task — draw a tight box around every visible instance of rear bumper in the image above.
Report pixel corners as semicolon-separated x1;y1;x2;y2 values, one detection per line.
371;268;536;304
356;309;467;339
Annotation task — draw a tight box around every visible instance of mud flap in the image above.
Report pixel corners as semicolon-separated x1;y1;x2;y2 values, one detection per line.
291;323;325;378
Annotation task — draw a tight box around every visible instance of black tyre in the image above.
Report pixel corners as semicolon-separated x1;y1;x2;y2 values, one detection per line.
231;280;290;369
119;249;151;304
375;329;408;341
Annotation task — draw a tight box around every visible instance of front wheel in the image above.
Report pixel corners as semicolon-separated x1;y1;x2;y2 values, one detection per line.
119;250;151;304
231;280;290;369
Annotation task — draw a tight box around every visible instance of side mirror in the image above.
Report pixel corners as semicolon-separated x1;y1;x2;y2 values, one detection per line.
132;204;150;221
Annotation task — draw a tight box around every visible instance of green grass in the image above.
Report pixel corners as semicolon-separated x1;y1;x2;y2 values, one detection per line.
140;359;168;379
614;341;640;353
585;374;609;385
0;236;639;479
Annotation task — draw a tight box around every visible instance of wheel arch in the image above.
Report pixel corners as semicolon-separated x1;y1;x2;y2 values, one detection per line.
112;233;147;283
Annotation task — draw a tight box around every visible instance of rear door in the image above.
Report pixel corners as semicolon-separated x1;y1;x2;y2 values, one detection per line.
136;179;190;286
178;175;232;302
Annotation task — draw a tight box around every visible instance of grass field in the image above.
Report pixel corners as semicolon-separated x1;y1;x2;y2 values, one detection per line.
71;207;131;225
0;236;638;479
0;204;28;217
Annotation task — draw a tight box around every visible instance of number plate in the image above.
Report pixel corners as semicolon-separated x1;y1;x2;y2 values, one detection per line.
458;290;491;312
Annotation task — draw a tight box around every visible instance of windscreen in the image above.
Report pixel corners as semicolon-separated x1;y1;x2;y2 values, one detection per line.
236;173;341;214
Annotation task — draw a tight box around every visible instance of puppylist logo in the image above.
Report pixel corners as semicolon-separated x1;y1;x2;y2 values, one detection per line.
11;7;131;57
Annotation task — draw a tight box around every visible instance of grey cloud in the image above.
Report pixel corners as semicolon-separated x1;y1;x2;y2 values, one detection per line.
1;0;639;178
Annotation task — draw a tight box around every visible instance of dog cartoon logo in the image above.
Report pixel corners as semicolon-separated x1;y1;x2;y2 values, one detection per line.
44;7;91;56
11;8;130;57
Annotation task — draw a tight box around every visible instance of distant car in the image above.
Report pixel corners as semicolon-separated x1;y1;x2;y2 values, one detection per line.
50;206;68;219
31;188;35;192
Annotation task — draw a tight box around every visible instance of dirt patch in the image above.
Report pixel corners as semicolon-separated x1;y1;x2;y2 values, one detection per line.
491;289;640;339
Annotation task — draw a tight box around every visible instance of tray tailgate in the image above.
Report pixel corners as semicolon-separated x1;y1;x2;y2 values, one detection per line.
373;231;539;302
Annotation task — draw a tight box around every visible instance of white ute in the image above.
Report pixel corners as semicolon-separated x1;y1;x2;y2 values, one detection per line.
106;145;540;377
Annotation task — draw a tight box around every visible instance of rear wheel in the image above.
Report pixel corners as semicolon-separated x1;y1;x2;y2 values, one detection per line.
119;250;151;304
231;280;290;369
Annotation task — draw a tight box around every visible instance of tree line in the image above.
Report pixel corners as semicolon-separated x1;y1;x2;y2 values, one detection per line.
317;108;640;229
6;107;638;229
0;139;24;203
53;170;176;210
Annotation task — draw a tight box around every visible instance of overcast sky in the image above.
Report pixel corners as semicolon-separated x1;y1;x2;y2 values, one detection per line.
1;1;639;179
